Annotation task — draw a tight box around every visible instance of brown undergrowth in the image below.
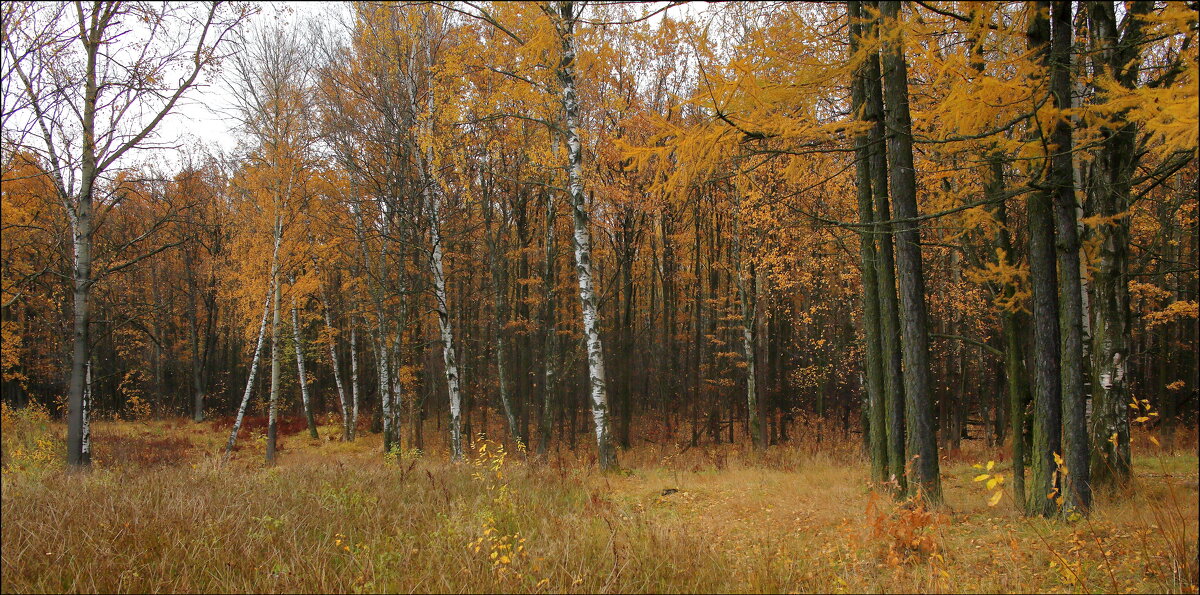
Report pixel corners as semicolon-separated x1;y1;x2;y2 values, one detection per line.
2;406;1197;593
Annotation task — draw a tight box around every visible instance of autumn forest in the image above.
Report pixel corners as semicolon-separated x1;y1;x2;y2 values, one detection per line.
2;1;1198;593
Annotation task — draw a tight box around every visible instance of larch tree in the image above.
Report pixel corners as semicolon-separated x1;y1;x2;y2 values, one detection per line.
848;0;887;484
878;0;941;504
1046;0;1090;514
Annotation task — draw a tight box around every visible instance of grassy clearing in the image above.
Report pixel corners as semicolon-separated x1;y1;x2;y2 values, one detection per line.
2;406;1197;593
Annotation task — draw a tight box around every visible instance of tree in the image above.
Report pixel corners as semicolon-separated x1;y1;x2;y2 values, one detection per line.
2;1;247;466
225;19;319;463
1082;0;1197;490
878;0;941;503
1046;0;1090;514
551;0;617;471
848;0;887;484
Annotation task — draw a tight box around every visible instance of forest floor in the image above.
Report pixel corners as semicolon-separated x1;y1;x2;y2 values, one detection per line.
2;405;1198;593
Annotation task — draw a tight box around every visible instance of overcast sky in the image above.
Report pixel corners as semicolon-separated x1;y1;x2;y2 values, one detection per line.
152;2;347;159
151;1;697;165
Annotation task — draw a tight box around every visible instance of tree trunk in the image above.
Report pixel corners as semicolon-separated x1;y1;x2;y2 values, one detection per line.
484;190;522;444
375;329;394;452
186;253;207;423
1086;0;1147;491
81;360;92;462
224;290;272;458
734;219;764;450
292;299;319;439
540;191;559;456
321;290;352;440
66;169;95;467
1025;0;1064;518
1049;0;1090;514
850;0;888;483
350;322;360;441
865;0;906;494
986;155;1034;512
880;0;940;503
556;0;616;471
265;228;282;465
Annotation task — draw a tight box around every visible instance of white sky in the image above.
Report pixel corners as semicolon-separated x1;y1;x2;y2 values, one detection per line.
151;1;698;164
153;2;347;159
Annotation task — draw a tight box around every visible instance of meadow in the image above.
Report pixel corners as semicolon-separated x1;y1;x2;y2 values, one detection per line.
2;402;1197;594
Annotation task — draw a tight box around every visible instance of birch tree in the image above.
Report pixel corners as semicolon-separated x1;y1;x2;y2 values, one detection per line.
550;0;617;470
400;6;468;461
1;1;247;466
291;293;318;439
225;20;317;463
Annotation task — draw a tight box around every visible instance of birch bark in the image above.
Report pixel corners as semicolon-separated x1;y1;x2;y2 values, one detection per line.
554;0;616;470
224;289;273;458
350;322;360;441
266;217;283;464
320;289;352;439
292;298;319;439
403;9;465;461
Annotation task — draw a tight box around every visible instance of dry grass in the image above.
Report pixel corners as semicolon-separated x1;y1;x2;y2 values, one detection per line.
2;405;1197;593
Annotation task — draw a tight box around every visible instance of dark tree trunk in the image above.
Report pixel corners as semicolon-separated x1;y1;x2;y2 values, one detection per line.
866;0;906;494
880;0;940;503
850;0;888;484
1086;0;1150;491
1049;0;1090;514
1025;1;1063;517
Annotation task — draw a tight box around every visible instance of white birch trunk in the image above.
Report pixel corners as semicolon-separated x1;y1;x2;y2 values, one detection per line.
291;300;318;439
376;331;394;453
733;219;764;450
556;0;615;470
321;294;351;440
430;208;464;461
81;360;92;460
389;321;404;444
350;322;359;441
265;221;283;464
224;289;273;458
406;12;464;461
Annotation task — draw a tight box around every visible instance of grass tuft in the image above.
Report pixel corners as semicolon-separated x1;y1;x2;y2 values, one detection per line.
2;411;1197;593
